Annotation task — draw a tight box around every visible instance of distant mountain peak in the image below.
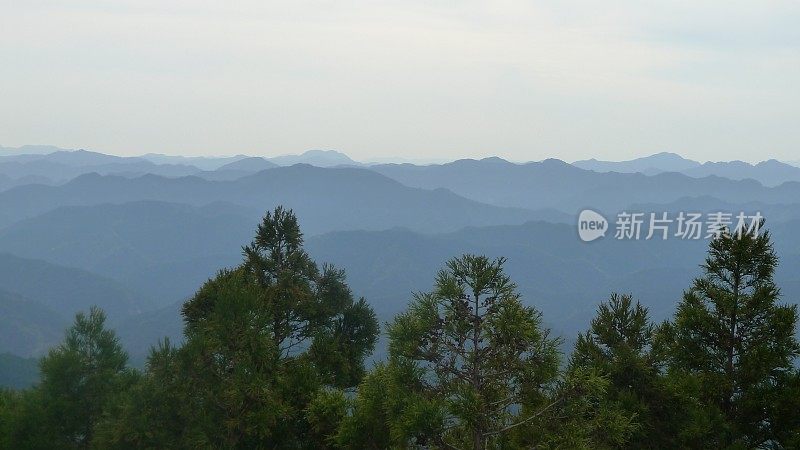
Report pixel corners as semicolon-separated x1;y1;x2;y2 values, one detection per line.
757;159;786;167
572;152;700;174
480;156;511;164
268;149;359;167
540;158;571;166
216;156;277;172
649;151;685;158
302;149;346;156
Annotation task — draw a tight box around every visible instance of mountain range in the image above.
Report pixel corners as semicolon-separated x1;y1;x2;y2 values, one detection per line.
573;152;701;174
0;166;558;233
2;145;800;386
3;146;800;190
0;147;362;189
371;157;800;212
573;152;800;186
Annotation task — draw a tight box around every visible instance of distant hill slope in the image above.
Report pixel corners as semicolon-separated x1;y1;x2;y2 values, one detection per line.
370;157;800;212
0;201;256;304
626;197;800;224
0;173;54;192
0;289;67;356
195;156;281;181
0;200;569;308
0;165;551;233
0;201;256;276
216;157;278;172
0;253;154;319
0;353;40;389
140;153;249;171
115;300;186;365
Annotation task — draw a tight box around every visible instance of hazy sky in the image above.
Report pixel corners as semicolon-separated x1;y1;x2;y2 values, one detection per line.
1;1;798;162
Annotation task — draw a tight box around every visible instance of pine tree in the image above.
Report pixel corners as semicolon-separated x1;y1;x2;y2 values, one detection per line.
38;307;134;449
100;206;379;448
335;360;446;448
769;368;800;447
385;254;562;449
570;293;703;448
661;224;800;447
0;388;55;450
91;339;197;449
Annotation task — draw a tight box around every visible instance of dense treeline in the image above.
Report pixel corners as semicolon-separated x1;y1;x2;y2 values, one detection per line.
1;207;798;449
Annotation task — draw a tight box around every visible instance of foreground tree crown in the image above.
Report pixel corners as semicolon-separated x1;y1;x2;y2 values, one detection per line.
661;224;800;447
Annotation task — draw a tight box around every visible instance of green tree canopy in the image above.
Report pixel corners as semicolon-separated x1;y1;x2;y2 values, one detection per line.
660;224;800;447
35;307;133;449
570;293;707;448
97;206;379;448
384;255;562;449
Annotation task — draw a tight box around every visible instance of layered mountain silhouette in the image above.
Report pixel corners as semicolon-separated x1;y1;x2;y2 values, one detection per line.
0;166;553;233
0;201;257;304
573;152;800;186
268;149;359;167
0;145;66;156
681;159;800;186
216;156;279;172
2;145;800;371
140;153;248;170
0;253;155;357
0;253;153;319
0;150;200;183
573;152;700;174
5;147;799;191
370;157;800;212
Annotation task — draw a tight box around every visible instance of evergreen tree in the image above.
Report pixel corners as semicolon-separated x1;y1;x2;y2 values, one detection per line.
385;254;562;449
343;255;636;449
0;388;55;450
305;387;349;449
570;293;704;448
184;206;378;388
91;339;195;449
511;366;636;449
37;307;133;449
99;206;379;448
660;224;800;447
335;360;446;448
769;368;800;447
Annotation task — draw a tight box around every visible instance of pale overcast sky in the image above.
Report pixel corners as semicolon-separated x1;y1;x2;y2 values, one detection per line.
1;1;798;162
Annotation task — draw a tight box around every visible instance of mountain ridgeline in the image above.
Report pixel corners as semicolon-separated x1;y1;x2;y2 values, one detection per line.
0;148;798;360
